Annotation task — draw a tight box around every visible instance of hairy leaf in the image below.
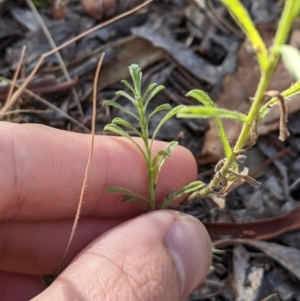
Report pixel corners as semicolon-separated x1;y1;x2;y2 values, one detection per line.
151;105;186;143
129;64;142;97
111;117;141;136
145;85;165;108
104;124;146;159
187;89;232;158
160;181;206;209
153;141;178;184
103;100;139;121
106;186;148;200
119;195;148;210
148;103;172;121
177;106;248;122
142;83;158;102
115;90;136;105
106;186;149;210
186;90;215;107
120;79;135;95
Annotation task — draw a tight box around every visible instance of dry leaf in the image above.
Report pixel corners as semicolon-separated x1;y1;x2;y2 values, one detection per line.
204;205;300;241
233;244;264;301
222;240;300;283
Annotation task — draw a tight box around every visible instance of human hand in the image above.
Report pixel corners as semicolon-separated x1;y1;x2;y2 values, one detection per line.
0;122;211;301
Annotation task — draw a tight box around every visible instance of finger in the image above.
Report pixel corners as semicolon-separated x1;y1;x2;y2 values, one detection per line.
32;211;212;301
0;217;127;275
0;271;45;301
0;122;197;221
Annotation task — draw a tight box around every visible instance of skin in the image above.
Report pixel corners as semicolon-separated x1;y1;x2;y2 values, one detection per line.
0;122;211;301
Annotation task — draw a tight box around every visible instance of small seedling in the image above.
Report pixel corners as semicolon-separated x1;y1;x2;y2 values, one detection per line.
104;64;205;210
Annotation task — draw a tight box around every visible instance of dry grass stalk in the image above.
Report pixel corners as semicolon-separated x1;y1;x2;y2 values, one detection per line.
25;0;84;119
58;53;105;272
0;78;89;132
1;47;26;114
8;0;153;115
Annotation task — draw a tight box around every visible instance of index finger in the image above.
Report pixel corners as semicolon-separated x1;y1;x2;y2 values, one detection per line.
0;122;197;222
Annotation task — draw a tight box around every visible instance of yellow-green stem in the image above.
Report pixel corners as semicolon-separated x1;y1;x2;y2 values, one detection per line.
145;137;155;210
198;58;278;196
195;0;298;198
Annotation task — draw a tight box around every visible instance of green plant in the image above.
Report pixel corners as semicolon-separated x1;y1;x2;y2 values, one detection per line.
176;0;300;199
104;0;300;209
103;65;205;210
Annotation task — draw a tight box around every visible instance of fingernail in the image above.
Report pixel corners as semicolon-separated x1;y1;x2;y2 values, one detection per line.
165;214;212;298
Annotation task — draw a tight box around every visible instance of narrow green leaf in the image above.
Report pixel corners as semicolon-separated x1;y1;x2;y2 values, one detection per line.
119;195;148;210
104;124;146;160
177;106;248;122
106;186;149;201
129;64;142;97
115;90;136;105
273;45;300;80
259;80;300;121
106;186;149;210
273;0;300;48
103;100;139;121
220;0;269;71
147;103;172;121
176;181;206;195
120;79;135;95
186;90;215;107
144;85;165;108
187;89;233;158
153;141;178;184
142;83;158;101
159;181;206;209
111;117;141;136
151;105;186;143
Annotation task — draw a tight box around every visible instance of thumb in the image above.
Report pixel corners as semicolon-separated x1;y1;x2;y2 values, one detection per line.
33;210;211;301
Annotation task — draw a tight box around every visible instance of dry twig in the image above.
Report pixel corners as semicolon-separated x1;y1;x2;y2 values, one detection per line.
1;47;26;114
25;0;84;118
9;0;154;114
0;78;89;132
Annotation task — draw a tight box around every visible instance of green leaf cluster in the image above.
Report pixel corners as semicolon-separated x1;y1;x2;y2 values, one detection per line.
104;64;204;210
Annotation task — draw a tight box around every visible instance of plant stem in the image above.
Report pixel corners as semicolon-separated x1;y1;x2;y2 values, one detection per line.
145;133;155;210
198;59;278;196
148;162;155;210
194;0;299;199
142;119;155;210
137;94;155;210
